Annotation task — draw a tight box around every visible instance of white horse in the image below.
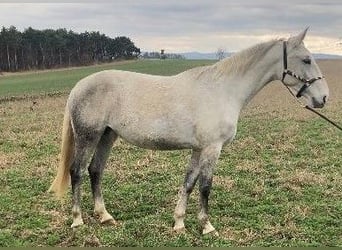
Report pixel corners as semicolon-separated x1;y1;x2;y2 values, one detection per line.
49;28;329;235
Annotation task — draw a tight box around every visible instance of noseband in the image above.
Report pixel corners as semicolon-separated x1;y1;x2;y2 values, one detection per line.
281;41;324;98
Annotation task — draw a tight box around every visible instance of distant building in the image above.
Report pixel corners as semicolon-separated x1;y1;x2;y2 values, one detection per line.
161;49;166;59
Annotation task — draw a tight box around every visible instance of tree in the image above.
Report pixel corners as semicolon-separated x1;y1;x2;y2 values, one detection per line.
109;36;140;59
216;47;226;60
0;26;141;72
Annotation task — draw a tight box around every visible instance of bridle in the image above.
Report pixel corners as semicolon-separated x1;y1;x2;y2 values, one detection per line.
280;41;342;131
281;41;324;98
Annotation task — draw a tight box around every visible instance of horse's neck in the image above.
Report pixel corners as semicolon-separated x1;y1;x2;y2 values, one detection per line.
215;41;281;108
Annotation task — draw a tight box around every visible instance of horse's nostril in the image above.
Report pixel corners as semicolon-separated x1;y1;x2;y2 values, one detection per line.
323;95;327;104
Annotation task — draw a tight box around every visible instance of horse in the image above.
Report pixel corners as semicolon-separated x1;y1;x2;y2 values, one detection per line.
49;28;329;235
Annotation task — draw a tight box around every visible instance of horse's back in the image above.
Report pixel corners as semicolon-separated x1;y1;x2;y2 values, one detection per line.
70;70;166;95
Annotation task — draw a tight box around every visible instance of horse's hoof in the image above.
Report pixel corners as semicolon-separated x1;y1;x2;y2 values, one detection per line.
173;225;186;234
202;228;220;237
101;217;117;225
71;219;84;229
203;229;219;237
202;221;219;236
95;210;116;225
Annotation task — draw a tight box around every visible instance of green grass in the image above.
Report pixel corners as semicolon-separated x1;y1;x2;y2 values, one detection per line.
1;59;342;246
0;59;214;97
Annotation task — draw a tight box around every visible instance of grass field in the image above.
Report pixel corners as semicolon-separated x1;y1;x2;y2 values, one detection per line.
0;59;214;98
1;59;342;247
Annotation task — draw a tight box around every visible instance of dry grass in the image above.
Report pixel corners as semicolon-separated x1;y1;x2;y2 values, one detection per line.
277;169;327;193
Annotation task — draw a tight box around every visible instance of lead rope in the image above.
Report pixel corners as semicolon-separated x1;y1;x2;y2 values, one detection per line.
284;84;342;131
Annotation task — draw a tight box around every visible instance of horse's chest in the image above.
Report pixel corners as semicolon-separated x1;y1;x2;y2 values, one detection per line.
195;118;237;145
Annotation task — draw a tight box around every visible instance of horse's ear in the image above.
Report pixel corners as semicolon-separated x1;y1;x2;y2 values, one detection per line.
288;27;309;47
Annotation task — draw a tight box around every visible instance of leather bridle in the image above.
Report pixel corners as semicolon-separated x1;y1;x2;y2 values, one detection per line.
281;41;324;98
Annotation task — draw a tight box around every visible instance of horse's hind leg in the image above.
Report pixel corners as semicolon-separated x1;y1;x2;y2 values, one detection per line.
173;149;201;232
70;141;96;228
88;127;117;224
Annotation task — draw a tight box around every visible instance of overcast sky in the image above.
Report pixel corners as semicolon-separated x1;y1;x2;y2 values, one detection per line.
0;0;341;55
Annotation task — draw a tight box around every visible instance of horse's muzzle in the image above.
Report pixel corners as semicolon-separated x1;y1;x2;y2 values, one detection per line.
311;96;327;109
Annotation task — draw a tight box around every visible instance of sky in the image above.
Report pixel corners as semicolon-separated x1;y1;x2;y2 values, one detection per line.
0;0;341;55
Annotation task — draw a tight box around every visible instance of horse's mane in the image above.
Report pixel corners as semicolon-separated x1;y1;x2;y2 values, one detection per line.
184;38;283;81
216;39;282;75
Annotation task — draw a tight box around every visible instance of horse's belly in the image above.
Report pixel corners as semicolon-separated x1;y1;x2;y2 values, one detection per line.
113;123;196;150
109;109;198;150
123;136;194;150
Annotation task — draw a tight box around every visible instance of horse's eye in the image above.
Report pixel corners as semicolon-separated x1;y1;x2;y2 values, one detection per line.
302;58;311;65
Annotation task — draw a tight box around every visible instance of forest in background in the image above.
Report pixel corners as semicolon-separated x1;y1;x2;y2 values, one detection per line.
0;26;140;72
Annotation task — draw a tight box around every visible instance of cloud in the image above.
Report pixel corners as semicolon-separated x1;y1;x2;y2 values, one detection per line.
0;1;341;54
135;33;342;55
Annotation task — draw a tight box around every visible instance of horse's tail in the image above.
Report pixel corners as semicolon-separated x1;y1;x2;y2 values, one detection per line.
48;108;74;199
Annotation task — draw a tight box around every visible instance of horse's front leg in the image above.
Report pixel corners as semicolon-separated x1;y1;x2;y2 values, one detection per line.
173;150;201;232
198;143;222;235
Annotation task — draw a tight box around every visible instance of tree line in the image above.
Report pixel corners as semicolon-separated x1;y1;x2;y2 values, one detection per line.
0;26;141;72
141;51;185;60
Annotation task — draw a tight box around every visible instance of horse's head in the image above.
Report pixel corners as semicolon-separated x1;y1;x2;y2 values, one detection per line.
281;28;329;108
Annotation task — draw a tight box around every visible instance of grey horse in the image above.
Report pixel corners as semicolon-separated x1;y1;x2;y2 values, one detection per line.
49;29;329;235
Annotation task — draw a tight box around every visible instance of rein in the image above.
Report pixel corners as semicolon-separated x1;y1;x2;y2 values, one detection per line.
284;84;342;131
281;41;342;131
305;105;342;131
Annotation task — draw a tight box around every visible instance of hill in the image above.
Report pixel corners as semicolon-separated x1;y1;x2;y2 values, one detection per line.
181;51;342;60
